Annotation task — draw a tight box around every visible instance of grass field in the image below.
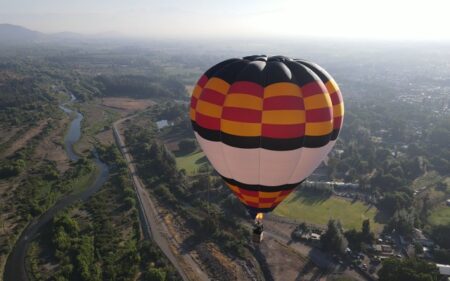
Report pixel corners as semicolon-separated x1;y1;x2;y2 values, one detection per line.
428;205;450;226
175;150;206;175
274;190;383;232
412;171;442;191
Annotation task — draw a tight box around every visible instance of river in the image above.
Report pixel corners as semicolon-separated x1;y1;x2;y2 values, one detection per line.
3;95;109;281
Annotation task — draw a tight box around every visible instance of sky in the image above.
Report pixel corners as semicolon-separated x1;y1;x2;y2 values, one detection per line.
1;0;450;40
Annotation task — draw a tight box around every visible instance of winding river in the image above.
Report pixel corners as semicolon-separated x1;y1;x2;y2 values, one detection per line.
3;95;109;281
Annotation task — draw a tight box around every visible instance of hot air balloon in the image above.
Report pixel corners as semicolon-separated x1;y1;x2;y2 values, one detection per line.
190;55;344;240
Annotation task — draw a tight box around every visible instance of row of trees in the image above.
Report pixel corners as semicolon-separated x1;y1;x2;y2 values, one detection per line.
124;110;251;261
95;74;188;100
319;219;373;254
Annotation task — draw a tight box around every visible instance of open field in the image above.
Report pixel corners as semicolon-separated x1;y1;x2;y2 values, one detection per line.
412;171;443;191
75;102;119;154
274;189;383;233
101;97;155;112
2;121;48;157
428;204;450;226
412;171;450;193
34;118;70;172
175;150;206;175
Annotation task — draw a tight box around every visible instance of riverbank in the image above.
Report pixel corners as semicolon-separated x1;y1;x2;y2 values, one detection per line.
3;95;109;281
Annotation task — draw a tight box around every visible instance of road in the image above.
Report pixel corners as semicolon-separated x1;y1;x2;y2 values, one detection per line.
112;116;209;281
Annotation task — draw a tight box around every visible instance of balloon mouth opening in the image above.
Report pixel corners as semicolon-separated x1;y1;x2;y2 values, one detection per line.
255;213;264;221
247;207;269;220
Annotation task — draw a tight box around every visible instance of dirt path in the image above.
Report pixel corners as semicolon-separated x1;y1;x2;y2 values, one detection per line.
2;121;48;157
262;215;368;281
113;116;209;281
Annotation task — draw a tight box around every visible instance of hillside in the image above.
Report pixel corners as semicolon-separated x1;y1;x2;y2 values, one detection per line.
0;23;42;42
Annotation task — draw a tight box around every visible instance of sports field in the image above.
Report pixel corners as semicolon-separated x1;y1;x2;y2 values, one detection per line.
274;189;383;232
428;205;450;226
175;150;206;175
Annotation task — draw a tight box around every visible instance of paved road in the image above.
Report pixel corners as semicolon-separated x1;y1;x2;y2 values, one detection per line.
113;116;209;281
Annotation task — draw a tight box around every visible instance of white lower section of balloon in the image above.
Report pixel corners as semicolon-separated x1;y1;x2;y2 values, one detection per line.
194;132;336;187
195;132;232;178
287;141;335;184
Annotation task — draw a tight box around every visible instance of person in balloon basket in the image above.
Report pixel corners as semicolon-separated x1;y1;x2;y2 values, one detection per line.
252;217;264;243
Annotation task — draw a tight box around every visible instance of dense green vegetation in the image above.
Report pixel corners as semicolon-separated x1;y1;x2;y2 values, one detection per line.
326;97;450;240
1;150;97;261
124;108;252;261
378;258;438;281
0;49;192;280
0;68;60;126
28;144;180;280
320;219;348;254
95;74;187;100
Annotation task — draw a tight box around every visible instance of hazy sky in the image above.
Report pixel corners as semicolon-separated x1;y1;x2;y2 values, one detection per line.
1;0;450;40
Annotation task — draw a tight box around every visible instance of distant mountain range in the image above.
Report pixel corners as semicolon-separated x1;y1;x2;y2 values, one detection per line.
0;23;125;44
0;23;44;42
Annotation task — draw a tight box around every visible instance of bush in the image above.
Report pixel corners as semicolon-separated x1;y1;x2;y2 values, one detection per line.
178;139;197;154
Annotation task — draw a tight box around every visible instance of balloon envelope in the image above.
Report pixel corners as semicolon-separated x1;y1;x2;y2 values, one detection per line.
190;55;344;218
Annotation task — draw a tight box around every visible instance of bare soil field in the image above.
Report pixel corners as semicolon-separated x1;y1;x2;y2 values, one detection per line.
259;236;323;281
156;201;261;281
101;97;155;113
34;118;71;172
75;103;117;155
0;127;21;145
2;120;48;157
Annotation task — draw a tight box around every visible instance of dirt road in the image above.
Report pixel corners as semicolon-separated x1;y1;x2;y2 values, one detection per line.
263;215;368;281
113;116;209;281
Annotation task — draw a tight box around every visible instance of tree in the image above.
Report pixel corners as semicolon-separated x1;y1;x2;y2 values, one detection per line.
321;219;348;254
144;267;167;281
430;224;450;249
414;242;423;255
378;258;438;281
178;139;197;154
435;180;448;191
385;210;415;239
362;219;370;237
76;235;101;281
378;192;412;216
362;219;374;242
344;229;362;251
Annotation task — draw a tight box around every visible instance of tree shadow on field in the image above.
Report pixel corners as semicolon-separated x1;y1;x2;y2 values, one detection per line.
374;209;390;224
295;260;316;281
195;156;208;165
179;234;203;255
290;190;330;206
251;245;275;281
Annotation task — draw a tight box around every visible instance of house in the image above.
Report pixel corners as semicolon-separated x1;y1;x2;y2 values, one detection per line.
310;233;321;241
373;244;394;256
436;264;450;281
414;228;435;247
